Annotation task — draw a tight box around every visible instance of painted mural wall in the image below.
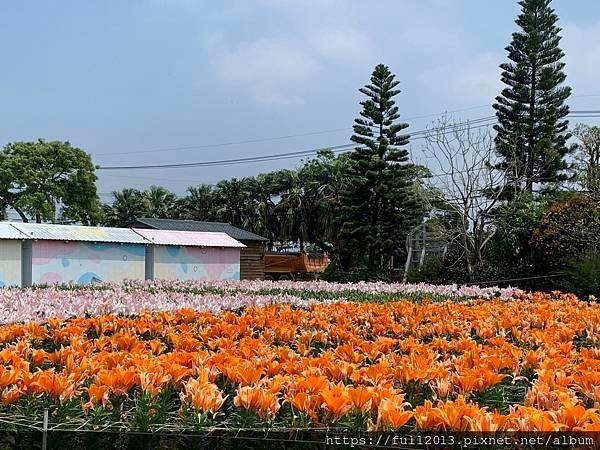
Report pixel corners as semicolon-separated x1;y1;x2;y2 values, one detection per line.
0;240;21;287
31;241;145;285
154;245;240;281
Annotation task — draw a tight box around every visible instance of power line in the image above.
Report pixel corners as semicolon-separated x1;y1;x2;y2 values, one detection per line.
97;144;356;171
96;111;600;171
96;117;500;171
92;107;498;158
92;95;600;159
97;160;592;203
94;129;352;157
101;173;213;184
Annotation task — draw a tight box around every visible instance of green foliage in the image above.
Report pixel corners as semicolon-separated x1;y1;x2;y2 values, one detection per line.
178;184;215;221
144;185;178;219
493;0;573;194
557;255;600;298
321;257;396;283
573;123;600;199
405;257;448;285
212;178;255;228
0;140;101;224
102;188;147;227
410;195;559;289
339;64;425;268
98;150;364;259
530;194;600;262
527;194;600;296
487;193;551;278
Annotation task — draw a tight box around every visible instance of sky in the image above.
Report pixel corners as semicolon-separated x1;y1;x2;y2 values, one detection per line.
1;0;600;205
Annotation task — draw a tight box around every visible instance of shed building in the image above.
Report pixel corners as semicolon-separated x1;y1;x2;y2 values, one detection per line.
132;229;244;281
5;223;148;285
129;218;268;280
0;222;245;287
0;223;28;287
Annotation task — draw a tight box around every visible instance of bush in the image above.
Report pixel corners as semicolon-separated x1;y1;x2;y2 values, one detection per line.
321;256;397;282
530;194;600;263
553;254;600;298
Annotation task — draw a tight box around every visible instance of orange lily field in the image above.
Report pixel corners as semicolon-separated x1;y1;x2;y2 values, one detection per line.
0;283;599;446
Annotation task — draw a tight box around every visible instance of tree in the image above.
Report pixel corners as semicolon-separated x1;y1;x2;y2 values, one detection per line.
102;188;147;227
143;185;178;219
530;194;600;295
573;124;600;198
487;193;550;282
421;116;511;280
297;151;353;256
212;178;253;228
340;64;424;268
0;140;101;224
275;170;309;251
245;173;280;250
179;185;215;221
0;198;7;221
493;0;573;194
531;194;600;259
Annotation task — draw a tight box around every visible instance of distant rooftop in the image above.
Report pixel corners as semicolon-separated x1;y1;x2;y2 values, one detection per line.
0;222;243;248
132;228;245;248
132;218;268;242
1;222;147;244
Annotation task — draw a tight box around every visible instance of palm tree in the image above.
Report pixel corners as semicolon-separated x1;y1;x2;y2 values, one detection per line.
246;174;280;250
180;185;215;221
276;170;307;251
213;178;253;227
296;151;353;255
143;185;178;219
102;188;146;227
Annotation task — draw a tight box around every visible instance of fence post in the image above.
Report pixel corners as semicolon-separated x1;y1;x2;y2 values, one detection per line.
42;409;48;450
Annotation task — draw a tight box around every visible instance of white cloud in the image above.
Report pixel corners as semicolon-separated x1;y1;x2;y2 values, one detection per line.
308;28;373;62
212;37;318;85
207;36;320;106
206;26;373;106
562;22;600;97
149;0;374;106
398;26;462;52
418;52;503;109
455;52;503;105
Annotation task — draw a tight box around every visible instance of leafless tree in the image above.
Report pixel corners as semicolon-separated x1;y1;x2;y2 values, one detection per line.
418;115;515;281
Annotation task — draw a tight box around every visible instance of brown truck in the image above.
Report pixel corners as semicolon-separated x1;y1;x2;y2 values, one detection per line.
264;252;330;281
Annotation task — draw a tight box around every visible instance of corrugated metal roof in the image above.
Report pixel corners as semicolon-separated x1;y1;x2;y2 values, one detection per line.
132;229;245;248
0;222;32;240
0;222;245;248
10;223;148;244
132;218;268;241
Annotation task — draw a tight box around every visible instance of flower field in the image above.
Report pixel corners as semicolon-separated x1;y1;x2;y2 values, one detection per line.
0;280;519;324
0;282;599;443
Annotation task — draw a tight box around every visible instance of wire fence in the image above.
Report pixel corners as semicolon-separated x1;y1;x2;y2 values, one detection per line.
0;411;408;450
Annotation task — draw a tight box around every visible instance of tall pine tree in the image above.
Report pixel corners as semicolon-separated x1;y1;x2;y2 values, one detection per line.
493;0;572;194
340;64;422;268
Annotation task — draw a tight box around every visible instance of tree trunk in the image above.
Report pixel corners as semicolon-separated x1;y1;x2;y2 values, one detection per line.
526;24;538;194
12;206;29;223
368;247;375;267
461;219;473;282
